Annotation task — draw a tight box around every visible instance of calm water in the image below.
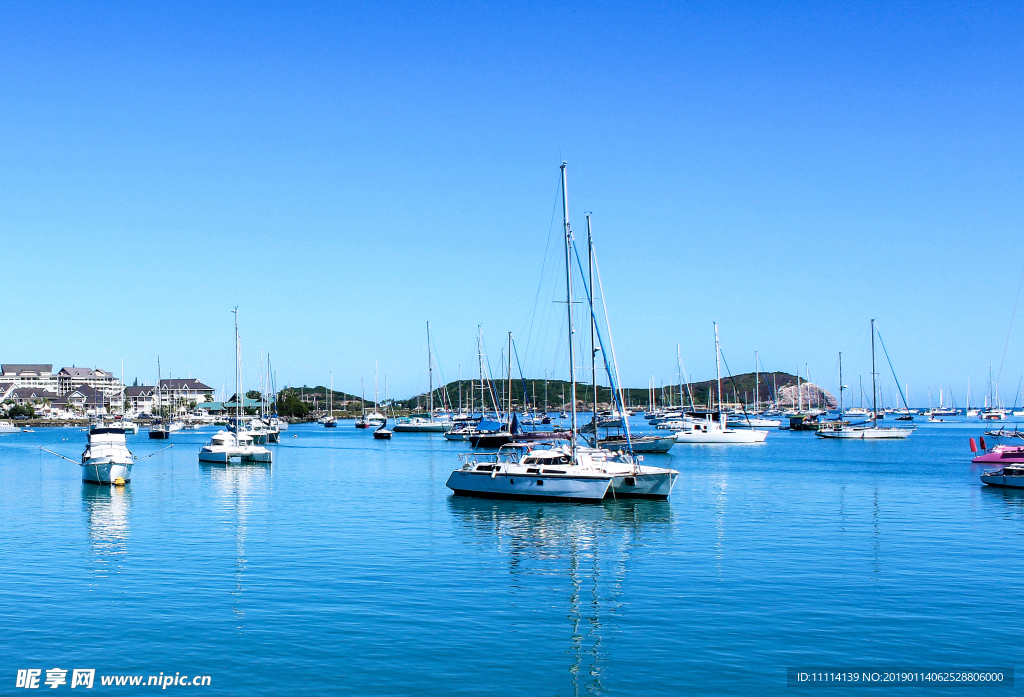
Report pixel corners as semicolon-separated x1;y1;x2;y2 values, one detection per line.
2;419;1022;695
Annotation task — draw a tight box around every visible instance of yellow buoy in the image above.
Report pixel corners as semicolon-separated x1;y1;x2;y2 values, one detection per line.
113;477;126;486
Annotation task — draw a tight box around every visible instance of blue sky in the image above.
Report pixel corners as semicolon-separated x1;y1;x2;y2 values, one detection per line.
1;1;1021;406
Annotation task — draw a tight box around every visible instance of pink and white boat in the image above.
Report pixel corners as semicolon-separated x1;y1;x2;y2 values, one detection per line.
973;444;1024;464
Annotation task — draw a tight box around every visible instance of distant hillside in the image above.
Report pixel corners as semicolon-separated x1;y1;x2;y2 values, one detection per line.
398;372;836;410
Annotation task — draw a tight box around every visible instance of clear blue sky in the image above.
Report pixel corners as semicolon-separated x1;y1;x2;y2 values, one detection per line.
1;1;1021;406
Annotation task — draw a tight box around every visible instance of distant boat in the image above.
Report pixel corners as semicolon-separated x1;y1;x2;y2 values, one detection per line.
0;421;22;434
199;308;272;464
675;326;768;444
373;421;393;439
817;320;911;440
598;433;675;453
392;323;451;432
324;372;337;427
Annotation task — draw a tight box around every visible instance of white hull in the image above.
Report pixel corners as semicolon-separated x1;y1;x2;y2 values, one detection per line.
981;473;1024;488
599;436;675;453
82;459;133;484
198;447;272;463
816;427;912;439
675;428;768;443
393;421;452;432
609;471;677;497
728;418;781;428
446;469;612;501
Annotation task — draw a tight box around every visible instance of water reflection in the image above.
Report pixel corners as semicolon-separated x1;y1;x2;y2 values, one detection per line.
81;484;132;577
981;484;1024;515
447;497;672;696
201;463;271;628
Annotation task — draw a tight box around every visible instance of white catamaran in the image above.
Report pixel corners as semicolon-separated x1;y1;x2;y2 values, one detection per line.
446;162;677;502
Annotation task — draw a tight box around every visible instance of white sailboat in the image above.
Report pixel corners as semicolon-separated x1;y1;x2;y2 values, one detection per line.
394;323;453;432
817;319;912;439
323;372;337;427
446;162;676;500
199;308;273;464
366;363;386;427
675;325;768;444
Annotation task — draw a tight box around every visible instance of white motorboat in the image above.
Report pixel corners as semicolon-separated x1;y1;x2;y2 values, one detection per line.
446;443;677;501
0;420;23;434
198;430;272;464
80;427;136;483
981;464;1024;488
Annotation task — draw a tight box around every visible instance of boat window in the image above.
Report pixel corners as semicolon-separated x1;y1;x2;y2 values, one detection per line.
523;458;538;465
536;480;544;486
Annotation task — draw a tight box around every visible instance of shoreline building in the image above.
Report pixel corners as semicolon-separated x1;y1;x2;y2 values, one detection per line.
57;367;122;397
1;364;58;392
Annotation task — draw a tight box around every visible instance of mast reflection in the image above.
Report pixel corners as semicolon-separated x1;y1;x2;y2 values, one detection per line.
448;498;672;696
201;462;271;628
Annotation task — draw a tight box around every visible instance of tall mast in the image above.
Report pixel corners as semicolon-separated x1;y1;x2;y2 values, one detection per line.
561;162;578;457
677;344;683;409
587;214;597;436
871;318;878;422
427;321;433;418
458;365;462;413
233;307;240;425
374;361;379;414
714;323;722;418
839;352;844;415
507;332;513;419
360;378;365;418
329;371;332;416
754;351;759;413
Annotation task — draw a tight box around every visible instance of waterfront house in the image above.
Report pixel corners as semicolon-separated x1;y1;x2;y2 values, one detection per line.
125;385;157;414
158;379;214;409
57;367;122;397
1;365;58;392
7;387;59;406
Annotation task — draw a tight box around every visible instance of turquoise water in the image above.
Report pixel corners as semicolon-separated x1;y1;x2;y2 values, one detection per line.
2;420;1022;695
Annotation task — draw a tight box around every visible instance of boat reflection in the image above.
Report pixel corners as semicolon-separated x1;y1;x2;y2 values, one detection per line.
81;483;132;578
447;497;672;696
201;462;271;628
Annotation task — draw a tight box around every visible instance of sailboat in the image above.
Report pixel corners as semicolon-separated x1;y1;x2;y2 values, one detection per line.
355;378;369;428
149;357;171;439
980;362;1008;420
447;162;677;501
366;363;386;427
198;308;273;463
394;323;453;432
374;374;393;439
324;372;337;427
816;320;912;439
674;326;769;444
